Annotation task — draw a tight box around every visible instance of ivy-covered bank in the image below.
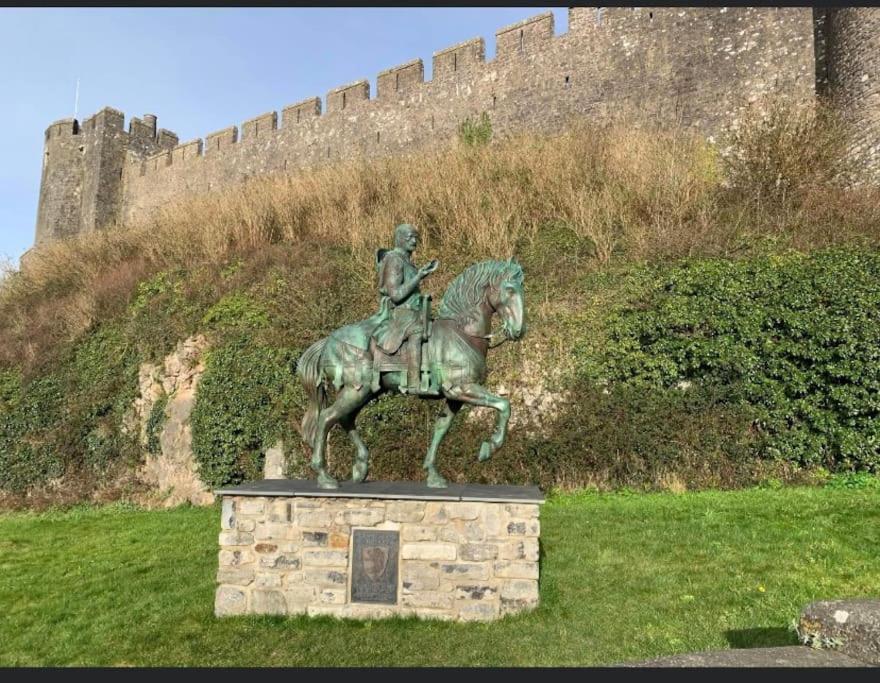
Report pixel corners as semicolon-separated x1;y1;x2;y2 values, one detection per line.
583;248;880;473
0;325;141;495
1;243;879;503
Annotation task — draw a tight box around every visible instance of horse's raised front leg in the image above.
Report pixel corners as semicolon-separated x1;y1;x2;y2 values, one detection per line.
311;386;371;489
423;399;462;488
445;383;510;462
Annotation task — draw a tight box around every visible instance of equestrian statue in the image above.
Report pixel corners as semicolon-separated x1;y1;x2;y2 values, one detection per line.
296;223;527;488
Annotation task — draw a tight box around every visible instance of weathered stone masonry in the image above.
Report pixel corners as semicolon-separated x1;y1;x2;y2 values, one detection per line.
215;494;543;621
815;7;880;183
33;7;880;247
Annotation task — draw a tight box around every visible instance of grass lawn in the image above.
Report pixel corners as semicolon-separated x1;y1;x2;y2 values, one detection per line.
1;485;878;666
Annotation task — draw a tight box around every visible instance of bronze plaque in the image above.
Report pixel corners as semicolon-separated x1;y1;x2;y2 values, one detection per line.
351;529;399;604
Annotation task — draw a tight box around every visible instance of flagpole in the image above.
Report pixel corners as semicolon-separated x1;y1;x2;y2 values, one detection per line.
74;78;80;120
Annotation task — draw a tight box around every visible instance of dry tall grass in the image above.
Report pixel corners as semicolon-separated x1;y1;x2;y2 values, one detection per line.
3;111;880;371
723;96;856;203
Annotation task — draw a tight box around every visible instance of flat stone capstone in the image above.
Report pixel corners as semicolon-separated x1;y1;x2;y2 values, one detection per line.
215;478;545;504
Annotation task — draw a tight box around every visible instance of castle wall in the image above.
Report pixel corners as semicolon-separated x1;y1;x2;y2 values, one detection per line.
117;7;817;227
815;8;880;182
36;7;829;244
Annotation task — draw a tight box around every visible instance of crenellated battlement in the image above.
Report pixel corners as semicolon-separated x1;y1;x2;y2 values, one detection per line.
44;118;79;139
495;12;555;59
171;139;203;165
326;80;371;114
241;111;278;142
80;106;125;133
34;7;880;245
204;126;238;156
377;59;424;100
282;97;321;127
129;115;156;141
92;11;570;180
433;38;485;82
36;105;181;242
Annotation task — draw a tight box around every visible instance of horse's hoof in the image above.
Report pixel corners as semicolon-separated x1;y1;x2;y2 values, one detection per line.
352;460;368;484
316;471;339;489
478;441;493;462
426;470;448;488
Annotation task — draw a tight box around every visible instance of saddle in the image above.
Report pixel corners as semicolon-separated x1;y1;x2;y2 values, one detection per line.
369;294;439;396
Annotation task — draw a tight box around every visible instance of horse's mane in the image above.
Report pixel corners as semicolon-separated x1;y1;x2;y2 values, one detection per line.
437;258;524;321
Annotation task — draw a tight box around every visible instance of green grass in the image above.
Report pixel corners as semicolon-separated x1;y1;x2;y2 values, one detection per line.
1;486;878;666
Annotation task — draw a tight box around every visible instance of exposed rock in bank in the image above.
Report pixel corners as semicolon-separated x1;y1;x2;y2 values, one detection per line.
263;440;286;479
133;334;214;507
467;340;572;436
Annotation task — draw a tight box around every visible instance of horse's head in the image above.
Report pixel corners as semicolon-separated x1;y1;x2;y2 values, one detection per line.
438;258;526;344
491;259;526;342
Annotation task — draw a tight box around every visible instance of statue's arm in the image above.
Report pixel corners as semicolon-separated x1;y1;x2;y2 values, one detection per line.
382;255;422;305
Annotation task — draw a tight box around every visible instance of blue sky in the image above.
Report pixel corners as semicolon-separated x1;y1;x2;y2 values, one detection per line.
0;7;569;266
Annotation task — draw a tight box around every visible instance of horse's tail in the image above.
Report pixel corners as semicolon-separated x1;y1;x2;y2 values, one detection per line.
297;337;329;454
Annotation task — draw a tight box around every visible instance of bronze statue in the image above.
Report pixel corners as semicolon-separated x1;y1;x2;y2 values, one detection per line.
372;224;439;395
297;224;526;489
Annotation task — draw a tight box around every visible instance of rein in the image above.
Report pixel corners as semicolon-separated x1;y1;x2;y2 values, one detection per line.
462;329;509;349
485;333;510;349
436;316;510;350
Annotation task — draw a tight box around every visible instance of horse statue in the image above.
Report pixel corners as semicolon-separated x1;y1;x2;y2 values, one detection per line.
296;257;526;489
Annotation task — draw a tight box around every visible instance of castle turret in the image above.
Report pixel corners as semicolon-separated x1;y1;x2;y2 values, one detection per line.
33;107;178;246
34;118;84;245
79;107;128;235
816;8;880;181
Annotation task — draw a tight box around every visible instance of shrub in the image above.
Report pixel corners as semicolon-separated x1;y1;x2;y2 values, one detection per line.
202;292;270;333
0;323;140;494
190;336;301;487
146;392;169;456
458;112;493;147
586;247;880;472
722;97;853;205
127;270;202;361
0;373;65;491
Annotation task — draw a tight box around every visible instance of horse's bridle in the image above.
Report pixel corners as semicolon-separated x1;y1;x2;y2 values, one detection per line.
455;327;509;349
436;287;512;350
484;331;511;349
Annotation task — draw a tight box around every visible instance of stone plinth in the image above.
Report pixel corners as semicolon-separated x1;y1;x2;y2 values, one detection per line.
214;479;544;622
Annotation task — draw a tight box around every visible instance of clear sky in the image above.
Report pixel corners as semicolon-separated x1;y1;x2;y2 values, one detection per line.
0;7;569;266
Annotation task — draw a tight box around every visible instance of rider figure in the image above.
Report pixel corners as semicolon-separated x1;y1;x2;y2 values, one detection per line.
373;223;439;393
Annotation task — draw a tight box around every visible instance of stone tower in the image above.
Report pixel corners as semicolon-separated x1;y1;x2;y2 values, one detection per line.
816;7;880;182
34;107;177;245
35;118;84;246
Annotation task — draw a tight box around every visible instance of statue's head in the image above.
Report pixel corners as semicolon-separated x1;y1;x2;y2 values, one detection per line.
394;223;419;251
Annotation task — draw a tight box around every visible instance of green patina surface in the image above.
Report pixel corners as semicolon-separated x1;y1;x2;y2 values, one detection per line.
297;224;527;490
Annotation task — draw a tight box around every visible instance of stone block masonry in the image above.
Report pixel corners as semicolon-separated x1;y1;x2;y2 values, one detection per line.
33;7;880;248
214;488;543;621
